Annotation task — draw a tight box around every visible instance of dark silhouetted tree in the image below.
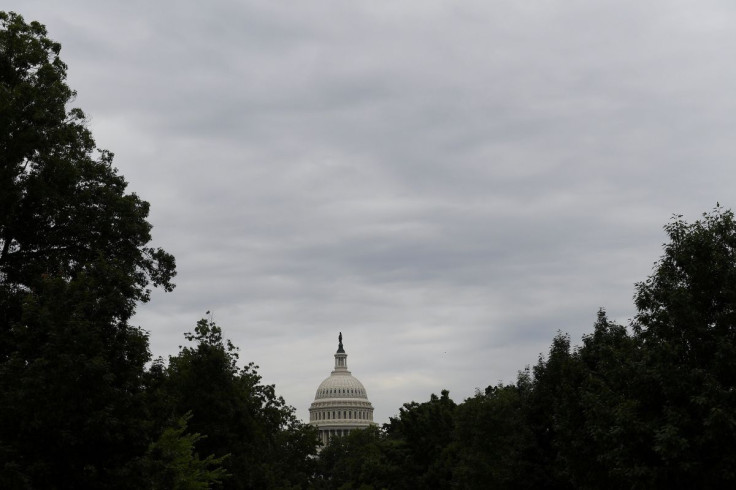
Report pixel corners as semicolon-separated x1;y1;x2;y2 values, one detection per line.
157;318;319;490
630;206;736;486
0;11;175;487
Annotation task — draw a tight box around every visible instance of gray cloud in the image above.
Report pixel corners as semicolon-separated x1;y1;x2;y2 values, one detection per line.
7;0;736;421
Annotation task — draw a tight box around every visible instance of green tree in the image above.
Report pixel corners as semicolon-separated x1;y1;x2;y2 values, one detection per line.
158;318;319;490
315;392;457;490
631;206;736;486
519;332;579;489
315;207;736;489
555;311;645;488
452;383;533;489
0;274;154;487
0;10;175;322
314;426;394;490
142;414;229;490
0;11;175;487
383;390;457;489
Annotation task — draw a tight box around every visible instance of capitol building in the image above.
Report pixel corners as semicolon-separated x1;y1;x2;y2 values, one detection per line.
309;333;375;445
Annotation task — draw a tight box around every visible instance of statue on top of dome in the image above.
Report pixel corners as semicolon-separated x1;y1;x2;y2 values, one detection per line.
338;332;343;349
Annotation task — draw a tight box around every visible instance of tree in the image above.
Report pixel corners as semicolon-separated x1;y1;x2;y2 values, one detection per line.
452;383;533;489
315;391;458;490
383;390;457;489
157;318;319;490
557;310;646;488
0;12;176;487
314;426;394;490
631;206;736;486
0;270;156;487
0;10;175;322
313;207;736;489
519;332;579;490
142;414;229;490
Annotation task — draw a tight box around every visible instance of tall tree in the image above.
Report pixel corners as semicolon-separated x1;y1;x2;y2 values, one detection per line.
452;382;533;489
0;11;175;487
158;318;319;490
141;413;229;490
556;310;645;488
313;426;395;490
0;10;175;322
383;390;458;489
521;332;579;490
631;206;736;486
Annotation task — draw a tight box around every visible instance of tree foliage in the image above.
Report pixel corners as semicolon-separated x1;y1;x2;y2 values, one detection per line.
317;208;736;488
630;206;736;485
0;11;175;322
142;414;229;490
155;318;319;490
314;426;393;490
0;11;177;488
0;12;320;488
452;383;533;489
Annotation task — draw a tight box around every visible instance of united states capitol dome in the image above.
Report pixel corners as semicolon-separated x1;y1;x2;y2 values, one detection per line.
309;333;375;446
314;366;369;400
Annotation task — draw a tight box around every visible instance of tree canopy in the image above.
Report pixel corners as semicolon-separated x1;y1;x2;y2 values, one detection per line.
314;207;736;489
0;11;178;487
0;11;175;322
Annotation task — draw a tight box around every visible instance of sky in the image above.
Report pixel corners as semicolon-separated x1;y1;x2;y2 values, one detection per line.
7;1;736;423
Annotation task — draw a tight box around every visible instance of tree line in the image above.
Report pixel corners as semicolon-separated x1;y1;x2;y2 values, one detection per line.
0;11;316;488
3;11;736;489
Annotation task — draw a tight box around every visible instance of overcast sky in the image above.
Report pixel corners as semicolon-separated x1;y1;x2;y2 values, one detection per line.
8;1;736;423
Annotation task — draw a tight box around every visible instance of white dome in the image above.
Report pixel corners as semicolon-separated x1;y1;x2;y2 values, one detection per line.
309;333;375;447
315;373;368;400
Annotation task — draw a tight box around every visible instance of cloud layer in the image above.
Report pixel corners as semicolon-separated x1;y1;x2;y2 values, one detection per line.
8;0;736;421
